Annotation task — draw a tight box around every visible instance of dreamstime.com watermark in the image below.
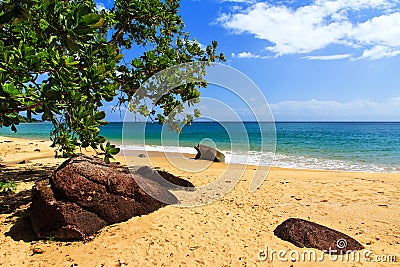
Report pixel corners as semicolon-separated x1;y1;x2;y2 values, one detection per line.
257;239;397;263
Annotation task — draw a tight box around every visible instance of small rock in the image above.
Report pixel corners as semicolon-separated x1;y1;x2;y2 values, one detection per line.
137;154;146;158
34;149;41;152
32;247;45;254
194;144;225;162
18;160;26;164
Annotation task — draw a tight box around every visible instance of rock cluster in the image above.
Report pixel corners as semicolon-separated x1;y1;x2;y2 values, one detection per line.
31;155;194;241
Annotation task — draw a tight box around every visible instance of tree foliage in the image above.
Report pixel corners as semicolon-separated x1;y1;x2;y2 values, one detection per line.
0;0;224;162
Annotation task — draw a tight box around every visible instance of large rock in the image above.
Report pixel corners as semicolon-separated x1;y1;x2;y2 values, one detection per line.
194;144;225;162
274;218;364;254
31;179;107;240
31;155;193;241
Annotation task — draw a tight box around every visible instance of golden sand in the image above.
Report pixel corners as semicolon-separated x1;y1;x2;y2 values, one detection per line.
0;136;399;266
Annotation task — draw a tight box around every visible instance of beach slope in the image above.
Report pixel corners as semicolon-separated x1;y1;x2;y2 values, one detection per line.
0;136;399;266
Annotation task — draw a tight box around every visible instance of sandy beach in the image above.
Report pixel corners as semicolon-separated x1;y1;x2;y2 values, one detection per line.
0;136;399;266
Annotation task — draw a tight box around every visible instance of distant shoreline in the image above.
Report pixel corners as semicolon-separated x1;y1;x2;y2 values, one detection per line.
1;134;399;174
2;121;399;173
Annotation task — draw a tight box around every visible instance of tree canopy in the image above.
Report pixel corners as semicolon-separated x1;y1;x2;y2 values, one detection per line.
0;0;224;162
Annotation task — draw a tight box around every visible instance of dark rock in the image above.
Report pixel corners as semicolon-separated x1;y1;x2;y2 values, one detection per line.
194;144;225;162
274;218;364;254
31;155;188;241
31;179;107;240
134;166;195;190
137;153;146;158
31;247;45;254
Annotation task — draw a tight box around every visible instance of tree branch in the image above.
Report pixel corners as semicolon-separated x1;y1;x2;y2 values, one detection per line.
108;12;175;45
0;102;42;115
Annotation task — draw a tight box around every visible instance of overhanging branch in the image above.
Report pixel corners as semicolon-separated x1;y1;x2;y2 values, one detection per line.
0;102;42;115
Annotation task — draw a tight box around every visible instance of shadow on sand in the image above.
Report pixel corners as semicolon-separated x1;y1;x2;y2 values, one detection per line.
0;164;55;241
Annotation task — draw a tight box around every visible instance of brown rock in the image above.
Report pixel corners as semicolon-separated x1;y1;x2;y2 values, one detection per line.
31;179;107;240
134;166;195;190
274;218;364;254
194;144;225;162
31;247;45;254
31;155;186;241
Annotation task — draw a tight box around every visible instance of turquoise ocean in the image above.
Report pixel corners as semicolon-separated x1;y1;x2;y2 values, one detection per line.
1;121;400;172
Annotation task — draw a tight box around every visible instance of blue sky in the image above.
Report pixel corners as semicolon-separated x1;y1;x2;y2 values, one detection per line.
98;0;400;121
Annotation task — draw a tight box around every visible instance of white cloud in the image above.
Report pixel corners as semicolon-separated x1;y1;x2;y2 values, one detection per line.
231;51;272;59
96;3;107;11
271;98;400;121
315;0;392;12
218;0;400;59
302;54;352;60
358;45;400;60
352;12;400;46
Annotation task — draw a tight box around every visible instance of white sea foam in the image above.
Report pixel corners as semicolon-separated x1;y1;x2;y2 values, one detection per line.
120;145;400;173
120;144;197;155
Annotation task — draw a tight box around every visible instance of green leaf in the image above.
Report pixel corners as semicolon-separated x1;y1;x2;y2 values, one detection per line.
3;82;18;96
89;18;105;28
81;13;101;26
115;54;124;61
132;59;142;67
94;111;106;120
108;146;120;155
39;19;49;30
49;35;58;44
